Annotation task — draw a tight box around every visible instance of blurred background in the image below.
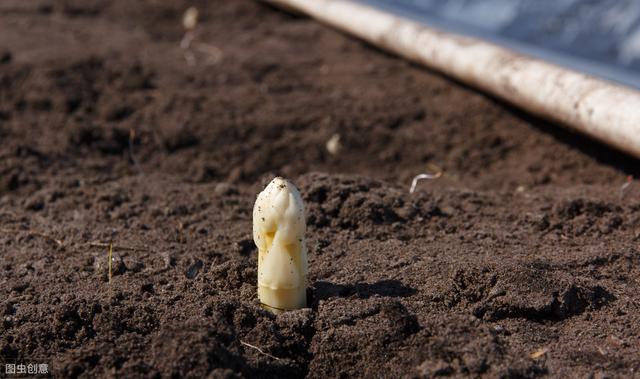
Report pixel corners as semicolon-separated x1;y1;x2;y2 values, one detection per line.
362;0;640;88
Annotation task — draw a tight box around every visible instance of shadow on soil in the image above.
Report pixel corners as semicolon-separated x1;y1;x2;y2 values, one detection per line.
406;58;640;178
504;105;640;178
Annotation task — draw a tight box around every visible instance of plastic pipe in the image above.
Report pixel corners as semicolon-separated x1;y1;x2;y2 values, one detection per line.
265;0;640;159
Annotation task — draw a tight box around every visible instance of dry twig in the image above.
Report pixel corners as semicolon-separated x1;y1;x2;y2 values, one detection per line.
108;243;113;284
620;175;633;198
409;164;443;193
409;171;442;193
530;347;549;359
178;7;222;66
239;340;281;361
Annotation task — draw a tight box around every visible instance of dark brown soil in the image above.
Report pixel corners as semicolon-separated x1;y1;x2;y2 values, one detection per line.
1;1;639;378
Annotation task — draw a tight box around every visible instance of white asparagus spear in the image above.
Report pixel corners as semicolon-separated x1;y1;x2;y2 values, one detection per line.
253;177;308;311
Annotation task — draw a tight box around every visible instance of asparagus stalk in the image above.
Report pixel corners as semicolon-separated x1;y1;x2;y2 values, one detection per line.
253;177;308;312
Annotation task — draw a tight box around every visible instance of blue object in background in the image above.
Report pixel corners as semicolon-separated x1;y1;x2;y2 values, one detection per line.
358;0;640;89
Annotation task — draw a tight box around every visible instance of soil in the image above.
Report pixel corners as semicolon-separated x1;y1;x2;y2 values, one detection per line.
1;0;639;378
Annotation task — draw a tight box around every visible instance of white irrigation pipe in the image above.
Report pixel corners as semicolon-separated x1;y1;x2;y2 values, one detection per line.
266;0;640;159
